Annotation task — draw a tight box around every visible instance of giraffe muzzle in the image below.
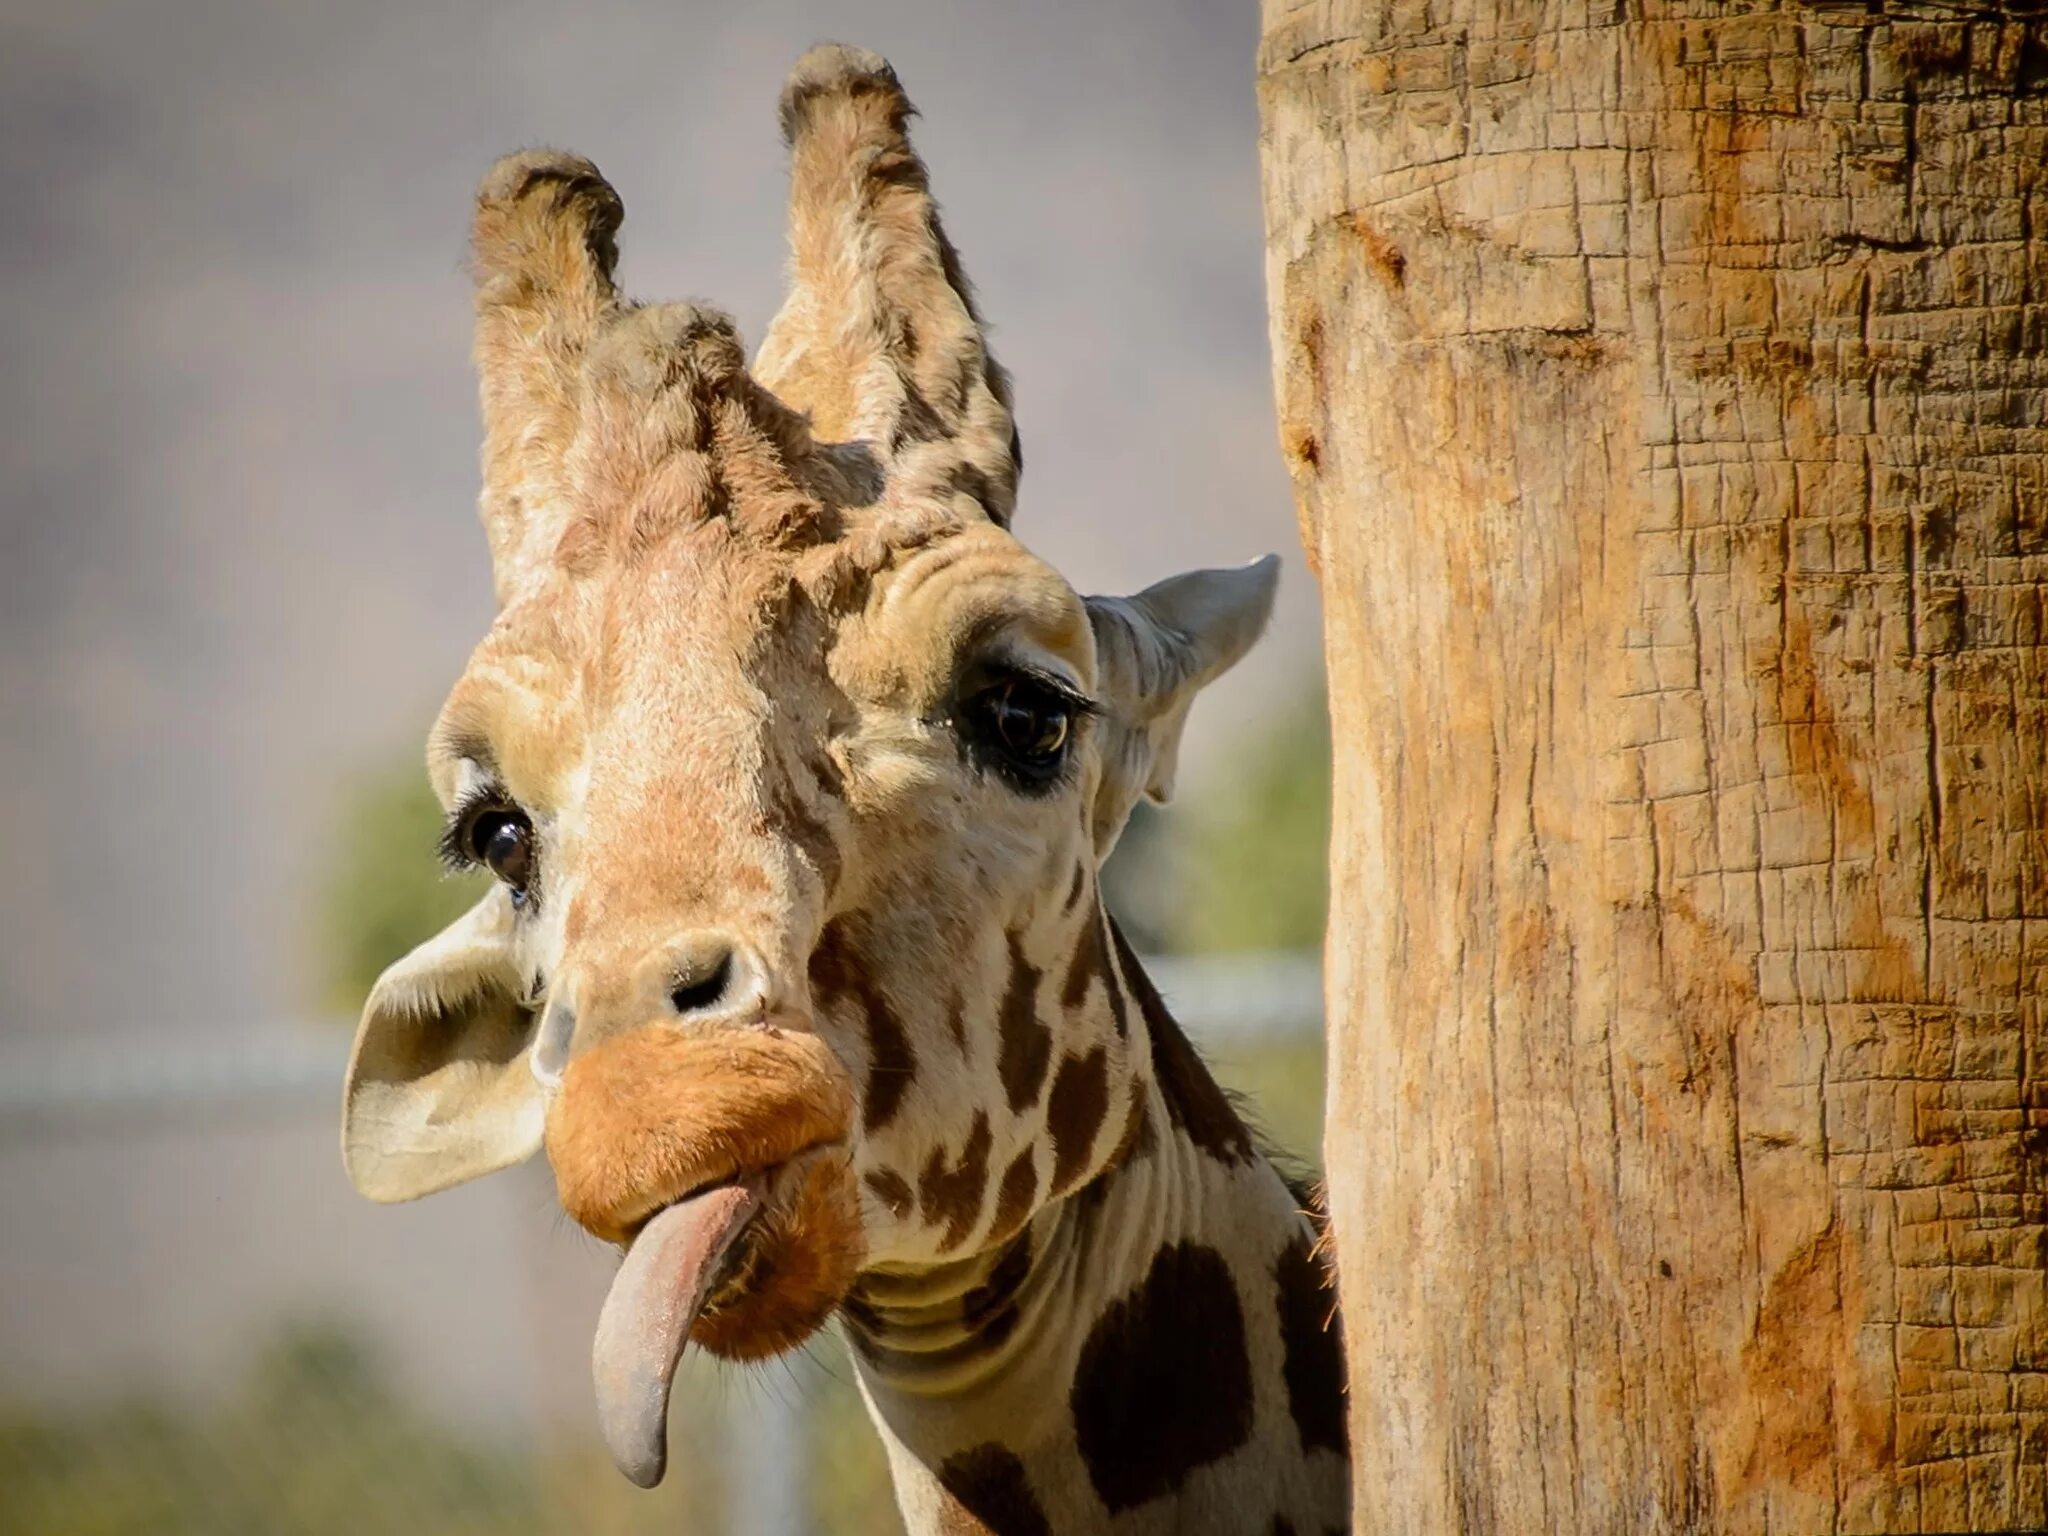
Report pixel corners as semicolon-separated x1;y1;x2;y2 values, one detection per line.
544;1019;852;1242
544;1019;863;1485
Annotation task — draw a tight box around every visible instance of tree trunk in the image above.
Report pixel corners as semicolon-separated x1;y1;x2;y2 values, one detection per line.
1258;4;2048;1531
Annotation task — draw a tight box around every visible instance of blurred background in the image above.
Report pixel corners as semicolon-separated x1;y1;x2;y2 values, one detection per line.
0;0;1330;1531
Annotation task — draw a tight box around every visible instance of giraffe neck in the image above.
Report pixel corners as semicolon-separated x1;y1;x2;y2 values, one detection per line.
841;944;1350;1535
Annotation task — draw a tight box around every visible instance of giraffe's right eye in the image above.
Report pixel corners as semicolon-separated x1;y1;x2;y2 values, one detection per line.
960;671;1093;793
442;793;539;906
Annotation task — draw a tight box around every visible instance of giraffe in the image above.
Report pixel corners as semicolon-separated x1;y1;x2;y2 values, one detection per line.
340;45;1348;1535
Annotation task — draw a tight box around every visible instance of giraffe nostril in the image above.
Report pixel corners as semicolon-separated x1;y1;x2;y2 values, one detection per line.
669;952;734;1016
531;995;577;1086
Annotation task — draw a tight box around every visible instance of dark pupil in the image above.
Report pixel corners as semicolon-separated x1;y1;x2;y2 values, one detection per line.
475;813;533;890
992;684;1069;760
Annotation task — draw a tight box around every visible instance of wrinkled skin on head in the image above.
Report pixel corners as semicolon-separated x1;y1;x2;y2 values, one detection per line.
340;45;1276;1379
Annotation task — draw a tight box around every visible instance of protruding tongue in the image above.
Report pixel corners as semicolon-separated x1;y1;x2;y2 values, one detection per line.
592;1181;763;1488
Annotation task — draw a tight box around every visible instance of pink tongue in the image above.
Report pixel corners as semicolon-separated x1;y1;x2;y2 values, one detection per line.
592;1181;763;1488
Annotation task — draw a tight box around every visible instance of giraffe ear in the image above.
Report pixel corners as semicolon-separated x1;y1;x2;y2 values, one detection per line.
1084;555;1281;855
341;890;545;1203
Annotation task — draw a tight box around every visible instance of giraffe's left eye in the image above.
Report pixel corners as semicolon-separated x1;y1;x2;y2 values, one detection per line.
471;810;535;894
962;674;1086;791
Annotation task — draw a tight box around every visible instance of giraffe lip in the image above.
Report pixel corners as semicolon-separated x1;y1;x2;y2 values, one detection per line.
616;1139;837;1246
619;1173;749;1244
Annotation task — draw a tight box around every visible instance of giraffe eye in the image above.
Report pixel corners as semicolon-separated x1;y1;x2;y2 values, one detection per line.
471;810;536;896
443;793;539;906
964;675;1082;790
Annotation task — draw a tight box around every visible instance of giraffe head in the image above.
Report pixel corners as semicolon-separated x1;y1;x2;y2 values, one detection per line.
340;45;1276;1485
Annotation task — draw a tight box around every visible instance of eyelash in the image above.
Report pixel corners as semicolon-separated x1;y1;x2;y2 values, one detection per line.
957;667;1096;794
1013;668;1095;719
438;786;512;873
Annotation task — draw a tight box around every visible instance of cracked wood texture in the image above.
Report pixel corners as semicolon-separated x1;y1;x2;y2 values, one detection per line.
1259;3;2048;1532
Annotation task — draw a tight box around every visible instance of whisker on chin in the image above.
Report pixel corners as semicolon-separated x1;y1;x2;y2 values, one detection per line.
799;1331;864;1393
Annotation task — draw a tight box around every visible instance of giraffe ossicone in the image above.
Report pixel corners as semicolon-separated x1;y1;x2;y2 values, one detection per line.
340;42;1349;1533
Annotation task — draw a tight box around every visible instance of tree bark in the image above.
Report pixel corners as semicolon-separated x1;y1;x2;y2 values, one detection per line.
1259;4;2048;1531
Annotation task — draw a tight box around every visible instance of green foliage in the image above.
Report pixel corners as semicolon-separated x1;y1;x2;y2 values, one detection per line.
0;1324;543;1536
1211;1036;1327;1174
1103;688;1331;956
0;1325;901;1536
1173;690;1331;954
315;757;485;1015
800;1352;903;1534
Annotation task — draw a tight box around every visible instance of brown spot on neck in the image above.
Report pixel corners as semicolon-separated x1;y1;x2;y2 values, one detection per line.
811;919;916;1134
864;1166;913;1218
1065;903;1129;1037
959;1225;1034;1353
1073;1082;1155;1216
1274;1231;1348;1458
918;1111;993;1252
860;997;916;1134
1069;1241;1253;1511
996;929;1052;1112
936;1443;1050;1536
987;1148;1039;1245
1060;907;1101;1010
944;987;968;1054
1109;1080;1155;1168
1062;858;1088;914
770;750;844;898
1045;1048;1110;1197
